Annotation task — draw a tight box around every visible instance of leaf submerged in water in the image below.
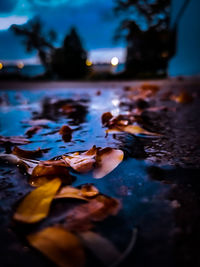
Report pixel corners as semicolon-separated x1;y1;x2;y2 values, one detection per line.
65;194;121;232
13;178;61;223
27;226;85;267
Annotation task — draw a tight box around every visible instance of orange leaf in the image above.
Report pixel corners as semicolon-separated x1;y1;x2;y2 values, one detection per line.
27;226;85;267
62;146;97;173
55;184;99;200
13;178;61;223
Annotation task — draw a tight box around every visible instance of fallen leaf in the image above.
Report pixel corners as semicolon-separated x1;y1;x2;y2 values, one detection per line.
12;146;49;159
0;135;30;145
55;186;88;201
101;112;113;126
171;91;193;103
62;146;97;173
93;148;124;179
27;226;85;267
106;125;161;136
14;178;61;223
26;126;41;138
59;125;72;142
140;83;160;96
31;160;73;186
80;184;99;197
26;119;52;126
0;153;39;175
60;104;77;114
65;194;121;231
55;184;99;200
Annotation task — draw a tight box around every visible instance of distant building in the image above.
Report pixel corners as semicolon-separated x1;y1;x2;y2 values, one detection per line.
169;0;200;76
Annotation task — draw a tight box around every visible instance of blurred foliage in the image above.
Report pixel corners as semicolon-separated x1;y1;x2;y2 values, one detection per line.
114;0;175;78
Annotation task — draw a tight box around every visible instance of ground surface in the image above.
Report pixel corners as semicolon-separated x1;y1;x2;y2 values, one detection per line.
0;78;200;267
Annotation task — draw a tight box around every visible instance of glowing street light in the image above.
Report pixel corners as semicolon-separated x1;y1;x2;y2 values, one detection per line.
111;57;119;66
86;59;92;67
17;61;24;69
0;62;3;70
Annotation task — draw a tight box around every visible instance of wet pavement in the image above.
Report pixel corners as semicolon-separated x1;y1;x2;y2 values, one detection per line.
0;79;200;267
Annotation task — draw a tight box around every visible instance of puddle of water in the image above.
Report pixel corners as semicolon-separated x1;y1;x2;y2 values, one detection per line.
0;88;175;267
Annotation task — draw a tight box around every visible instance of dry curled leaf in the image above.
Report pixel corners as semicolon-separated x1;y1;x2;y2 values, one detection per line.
65;194;121;232
27;226;85;267
12;146;49;159
59;125;72;142
93;148;124;179
62;146;97;173
55;184;99;200
14;178;61;223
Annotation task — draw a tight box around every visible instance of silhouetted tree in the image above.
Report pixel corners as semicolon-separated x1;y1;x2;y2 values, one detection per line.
51;28;88;79
12;20;88;79
12;18;56;75
115;0;173;77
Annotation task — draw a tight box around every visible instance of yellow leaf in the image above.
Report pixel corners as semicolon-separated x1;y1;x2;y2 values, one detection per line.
93;148;124;179
27;227;85;267
106;125;160;136
13;178;61;223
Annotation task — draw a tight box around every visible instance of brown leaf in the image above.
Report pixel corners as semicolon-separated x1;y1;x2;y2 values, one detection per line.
171;91;193;103
27;226;85;267
59;125;72;142
12;146;49;159
31;160;73;186
62;146;97;173
60;104;76;114
93;148;124;179
65;194;121;232
26;126;41;138
0;135;30;145
101;112;113;125
13;178;61;223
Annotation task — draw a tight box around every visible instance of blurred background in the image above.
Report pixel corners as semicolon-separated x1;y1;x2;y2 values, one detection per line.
0;0;199;80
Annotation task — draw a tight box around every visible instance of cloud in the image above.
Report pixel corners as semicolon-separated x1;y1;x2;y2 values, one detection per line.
0;15;29;30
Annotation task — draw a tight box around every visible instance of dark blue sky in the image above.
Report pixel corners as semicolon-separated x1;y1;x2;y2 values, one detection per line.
0;0;126;63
